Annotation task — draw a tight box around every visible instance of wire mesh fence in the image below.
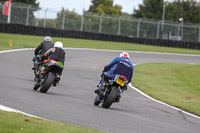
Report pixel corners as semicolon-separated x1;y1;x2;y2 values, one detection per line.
1;2;200;42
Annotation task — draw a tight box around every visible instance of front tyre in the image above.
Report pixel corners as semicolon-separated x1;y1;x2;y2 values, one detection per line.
94;96;101;106
102;86;118;108
33;84;40;91
33;77;40;91
40;72;55;93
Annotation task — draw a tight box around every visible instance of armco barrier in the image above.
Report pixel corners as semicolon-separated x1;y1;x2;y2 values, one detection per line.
0;23;199;50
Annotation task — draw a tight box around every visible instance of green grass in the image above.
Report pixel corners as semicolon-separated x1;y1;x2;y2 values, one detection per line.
0;110;103;133
132;63;200;116
1;33;200;55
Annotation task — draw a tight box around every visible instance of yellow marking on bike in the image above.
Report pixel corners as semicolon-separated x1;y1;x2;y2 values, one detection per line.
116;78;124;86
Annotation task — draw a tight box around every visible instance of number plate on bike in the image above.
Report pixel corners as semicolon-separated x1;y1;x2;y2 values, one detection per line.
116;79;125;86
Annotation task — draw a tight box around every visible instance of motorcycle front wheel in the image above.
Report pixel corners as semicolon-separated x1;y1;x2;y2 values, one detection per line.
94;95;101;106
40;72;55;93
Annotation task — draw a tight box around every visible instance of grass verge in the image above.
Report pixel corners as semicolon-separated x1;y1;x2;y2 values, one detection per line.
0;110;103;133
1;33;200;55
132;63;200;116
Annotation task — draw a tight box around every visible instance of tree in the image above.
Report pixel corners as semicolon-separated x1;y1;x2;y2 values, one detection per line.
133;0;163;19
87;0;122;16
56;8;82;30
85;0;123;34
133;0;200;23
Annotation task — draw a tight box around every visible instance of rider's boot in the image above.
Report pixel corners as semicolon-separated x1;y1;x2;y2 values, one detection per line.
32;66;36;70
53;75;60;87
95;73;106;95
94;83;105;95
32;59;38;70
32;63;37;70
115;95;121;103
33;80;40;90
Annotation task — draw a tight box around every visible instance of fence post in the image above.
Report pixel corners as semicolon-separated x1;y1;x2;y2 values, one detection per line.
118;16;123;35
35;10;40;26
157;21;161;39
80;15;84;31
62;9;65;30
137;19;142;38
198;27;200;42
181;19;184;41
44;8;48;28
7;2;12;23
26;5;31;25
177;23;180;37
99;14;104;33
162;0;166;30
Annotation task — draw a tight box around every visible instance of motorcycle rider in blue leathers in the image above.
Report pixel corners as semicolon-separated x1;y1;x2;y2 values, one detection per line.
95;52;134;95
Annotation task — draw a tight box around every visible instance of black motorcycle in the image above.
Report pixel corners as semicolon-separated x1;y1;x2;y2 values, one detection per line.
94;73;128;108
33;59;63;93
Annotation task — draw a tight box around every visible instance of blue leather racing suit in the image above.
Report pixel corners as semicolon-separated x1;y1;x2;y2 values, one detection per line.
103;57;134;84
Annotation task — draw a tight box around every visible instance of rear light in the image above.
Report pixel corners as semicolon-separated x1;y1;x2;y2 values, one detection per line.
120;76;126;81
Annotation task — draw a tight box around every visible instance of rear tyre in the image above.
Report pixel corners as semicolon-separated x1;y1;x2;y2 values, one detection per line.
40;72;55;93
102;86;118;108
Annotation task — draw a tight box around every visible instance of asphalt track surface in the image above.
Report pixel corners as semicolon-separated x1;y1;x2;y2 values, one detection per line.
0;48;200;133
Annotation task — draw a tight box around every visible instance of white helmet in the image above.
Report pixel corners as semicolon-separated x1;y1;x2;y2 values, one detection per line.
119;52;129;58
43;36;52;42
54;41;63;48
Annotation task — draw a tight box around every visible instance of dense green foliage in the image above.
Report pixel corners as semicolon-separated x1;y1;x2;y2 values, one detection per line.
83;0;123;34
56;8;82;31
134;0;163;20
88;0;122;15
165;0;200;23
134;0;200;23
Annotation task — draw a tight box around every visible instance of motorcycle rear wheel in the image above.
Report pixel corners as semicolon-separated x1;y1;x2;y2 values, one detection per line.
102;86;118;108
40;72;55;93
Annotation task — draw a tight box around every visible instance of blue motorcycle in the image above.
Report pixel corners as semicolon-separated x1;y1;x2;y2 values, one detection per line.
94;73;128;108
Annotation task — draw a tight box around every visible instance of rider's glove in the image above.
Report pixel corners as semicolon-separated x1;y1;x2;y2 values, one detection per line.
101;69;107;77
36;55;43;61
